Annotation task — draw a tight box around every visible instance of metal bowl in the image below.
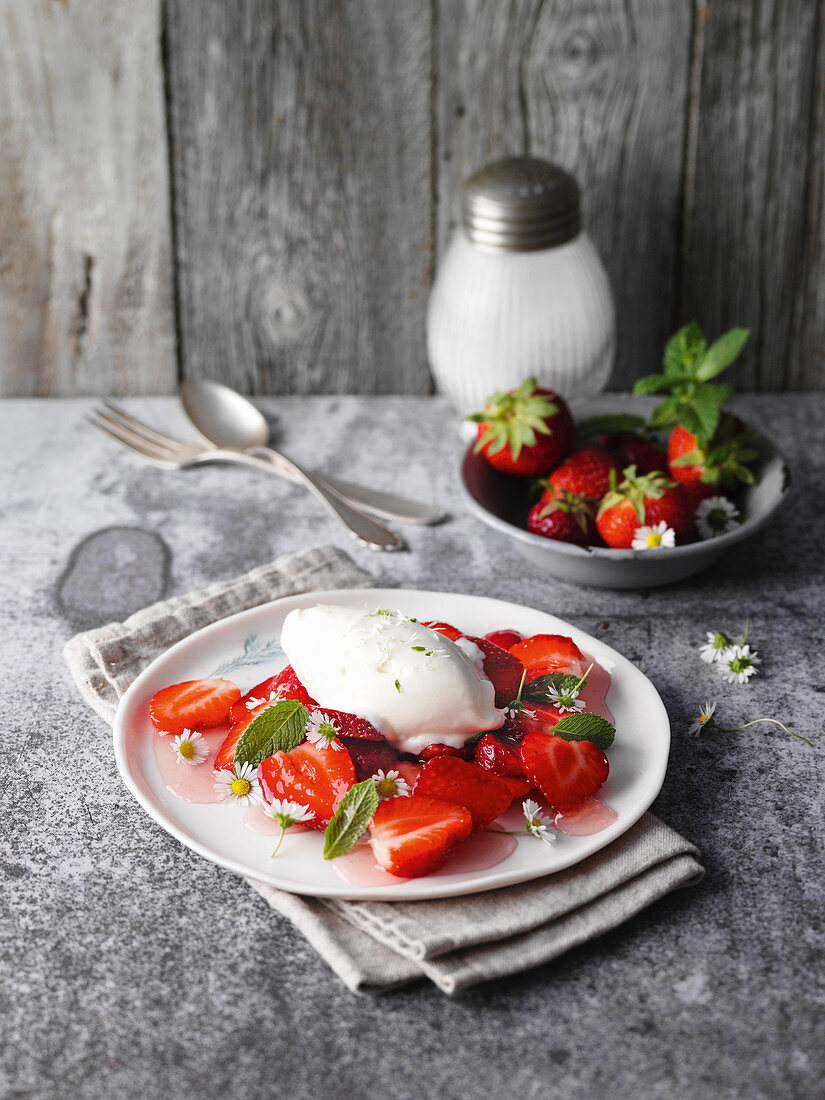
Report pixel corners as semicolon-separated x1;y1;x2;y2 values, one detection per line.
460;396;791;589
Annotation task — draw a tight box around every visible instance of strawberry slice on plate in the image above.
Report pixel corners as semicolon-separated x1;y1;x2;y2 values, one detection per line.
484;629;523;650
468;636;524;706
259;739;355;827
312;707;383;741
520;730;609;811
414;756;513;830
369;795;473;878
422;620;463;641
149;678;241;734
510;634;587;679
230;665;317;722
473;732;525;778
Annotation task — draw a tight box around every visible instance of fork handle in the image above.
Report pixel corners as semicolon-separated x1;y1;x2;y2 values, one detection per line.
248;446;445;526
202;449;404;552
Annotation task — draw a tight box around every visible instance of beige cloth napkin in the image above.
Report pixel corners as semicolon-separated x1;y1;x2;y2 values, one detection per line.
65;543;704;995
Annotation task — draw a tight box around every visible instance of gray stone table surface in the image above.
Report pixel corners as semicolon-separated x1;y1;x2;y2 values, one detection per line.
2;394;824;1100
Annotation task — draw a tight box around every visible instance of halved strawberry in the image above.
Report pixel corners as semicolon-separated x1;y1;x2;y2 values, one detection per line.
419;742;466;761
520;730;609;811
313;707;383;741
214;701;273;772
473;732;525;778
519;703;564;735
149;678;241;734
229;665;317;723
484;629;523;650
339;736;401;782
259;740;355;827
469;636;524;706
369;795;473;878
422;620;463;641
414;756;512;830
498;775;532;801
509;634;587;679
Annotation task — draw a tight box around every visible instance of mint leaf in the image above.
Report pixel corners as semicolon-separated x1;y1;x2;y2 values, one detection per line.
524;672;586;702
690;389;723;443
695;328;750;381
234;700;309;768
322;779;380;859
553;712;615;751
649;395;683;429
632;374;671;396
464;731;486;752
663;322;706;377
575;413;650;437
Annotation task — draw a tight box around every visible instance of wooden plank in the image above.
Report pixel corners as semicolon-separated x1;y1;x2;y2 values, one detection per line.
437;0;693;391
0;0;177;396
165;0;432;395
679;0;822;390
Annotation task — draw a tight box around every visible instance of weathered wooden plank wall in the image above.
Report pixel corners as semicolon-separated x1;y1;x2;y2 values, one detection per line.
1;0;824;394
0;0;176;396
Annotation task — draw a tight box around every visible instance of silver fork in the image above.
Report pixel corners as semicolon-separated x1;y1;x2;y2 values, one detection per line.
86;403;405;552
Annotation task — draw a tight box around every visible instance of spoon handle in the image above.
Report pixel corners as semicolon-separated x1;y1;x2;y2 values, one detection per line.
202;449;405;552
249;446;446;525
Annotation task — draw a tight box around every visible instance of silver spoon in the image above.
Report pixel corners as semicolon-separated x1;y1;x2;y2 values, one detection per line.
179;379;446;525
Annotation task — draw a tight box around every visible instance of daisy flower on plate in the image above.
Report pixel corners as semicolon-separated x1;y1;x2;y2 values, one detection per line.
687;701;718;737
372;769;411;800
214;761;262;807
522;800;555;845
169;728;209;765
245;689;282;710
267;798;315;857
696;496;741;540
631;521;676;550
305;711;339;748
544;682;585;714
719;644;760;684
699;629;733;663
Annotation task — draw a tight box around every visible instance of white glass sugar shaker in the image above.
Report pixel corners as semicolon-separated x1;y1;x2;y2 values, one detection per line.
427;157;615;417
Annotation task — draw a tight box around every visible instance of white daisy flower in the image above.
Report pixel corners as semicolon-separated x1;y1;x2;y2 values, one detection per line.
545;683;586;714
631;521;676;550
503;705;536;721
699;630;732;663
522;799;555;845
372;769;412;800
266;798;315;827
305;711;339;747
687;701;718;737
719;644;761;684
169;728;209;765
696;496;741;540
213;761;262;807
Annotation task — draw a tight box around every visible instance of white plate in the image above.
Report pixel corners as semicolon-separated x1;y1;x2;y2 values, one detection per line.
113;588;670;901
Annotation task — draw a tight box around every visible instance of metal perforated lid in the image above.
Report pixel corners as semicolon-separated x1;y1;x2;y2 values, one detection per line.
462;157;581;252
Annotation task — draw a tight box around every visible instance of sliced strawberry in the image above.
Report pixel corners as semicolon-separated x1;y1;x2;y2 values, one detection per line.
422;620;463;641
509;634;587;679
473;732;525;778
214;701;273;771
419;742;466;762
520;703;564;735
313;707;383;741
259;739;355;827
149;678;241;734
520;730;609;811
339;735;401;782
414;756;512;830
229;665;317;723
468;636;524;705
484;629;524;650
369;795;473;878
499;775;532;801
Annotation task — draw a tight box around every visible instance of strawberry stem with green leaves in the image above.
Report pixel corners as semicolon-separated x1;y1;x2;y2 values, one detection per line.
597;466;677;523
632;322;750;446
466;377;559;461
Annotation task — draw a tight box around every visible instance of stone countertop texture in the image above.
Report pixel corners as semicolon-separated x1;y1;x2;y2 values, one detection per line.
1;394;823;1100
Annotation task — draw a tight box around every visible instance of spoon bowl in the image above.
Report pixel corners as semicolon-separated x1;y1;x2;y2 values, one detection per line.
181;379;270;450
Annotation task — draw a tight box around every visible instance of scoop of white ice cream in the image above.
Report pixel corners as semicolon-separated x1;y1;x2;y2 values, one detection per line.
280;605;503;754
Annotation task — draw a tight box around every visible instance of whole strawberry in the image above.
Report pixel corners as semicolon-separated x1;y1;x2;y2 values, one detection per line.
598;433;667;477
467;377;574;477
537;445;620;502
527;490;600;547
668;413;757;503
596;466;696;548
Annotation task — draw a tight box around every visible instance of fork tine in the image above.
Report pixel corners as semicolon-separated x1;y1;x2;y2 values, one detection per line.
100;398;198;455
86;411;182;468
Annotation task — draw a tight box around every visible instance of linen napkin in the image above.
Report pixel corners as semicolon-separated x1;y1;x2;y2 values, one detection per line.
65;543;704;995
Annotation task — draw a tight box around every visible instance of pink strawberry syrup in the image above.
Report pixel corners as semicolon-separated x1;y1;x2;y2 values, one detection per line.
332;829;519;887
152;726;228;804
553;798;618;835
575;654;612;725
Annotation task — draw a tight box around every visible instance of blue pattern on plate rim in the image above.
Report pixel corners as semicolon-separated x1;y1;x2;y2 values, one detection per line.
212;633;284;676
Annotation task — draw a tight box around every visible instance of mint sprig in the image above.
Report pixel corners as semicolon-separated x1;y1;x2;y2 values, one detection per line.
233;700;309;768
553;712;615;751
322;779;380;860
